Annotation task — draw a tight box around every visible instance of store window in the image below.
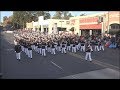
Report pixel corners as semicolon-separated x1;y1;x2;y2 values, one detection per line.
110;23;120;30
66;21;70;24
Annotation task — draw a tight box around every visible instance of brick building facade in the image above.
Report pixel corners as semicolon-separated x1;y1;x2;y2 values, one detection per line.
69;11;120;36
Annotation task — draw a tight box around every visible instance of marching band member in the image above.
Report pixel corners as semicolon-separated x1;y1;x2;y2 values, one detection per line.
31;41;34;50
41;41;46;56
70;38;73;49
72;41;76;53
47;42;51;52
14;43;22;61
35;42;38;52
85;45;92;62
54;41;58;51
38;42;42;54
88;40;93;52
24;42;28;55
57;40;61;51
75;40;79;51
51;42;56;55
61;41;66;54
13;29;106;62
94;40;99;51
99;39;105;51
78;39;81;50
14;38;18;45
27;43;32;59
66;40;71;51
80;40;85;52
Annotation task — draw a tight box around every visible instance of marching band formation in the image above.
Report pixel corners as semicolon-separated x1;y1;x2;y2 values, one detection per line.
14;29;119;62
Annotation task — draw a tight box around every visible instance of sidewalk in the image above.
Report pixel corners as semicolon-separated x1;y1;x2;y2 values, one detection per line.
60;68;120;79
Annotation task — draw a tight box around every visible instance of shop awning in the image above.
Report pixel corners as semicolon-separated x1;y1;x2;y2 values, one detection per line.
80;24;102;29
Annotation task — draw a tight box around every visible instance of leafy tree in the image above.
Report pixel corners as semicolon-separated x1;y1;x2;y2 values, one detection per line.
62;11;73;20
12;11;51;29
3;16;8;22
80;13;86;16
68;13;73;18
12;11;26;29
44;11;51;20
52;11;63;19
52;11;73;19
3;16;13;28
62;11;69;19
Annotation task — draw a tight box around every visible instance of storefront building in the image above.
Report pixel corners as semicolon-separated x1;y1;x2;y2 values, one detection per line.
26;16;70;34
69;11;120;36
26;11;120;36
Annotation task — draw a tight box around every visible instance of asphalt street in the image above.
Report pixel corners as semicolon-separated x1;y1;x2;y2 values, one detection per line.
0;31;120;79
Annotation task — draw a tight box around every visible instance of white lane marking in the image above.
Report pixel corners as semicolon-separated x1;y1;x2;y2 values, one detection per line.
51;61;63;70
6;49;14;51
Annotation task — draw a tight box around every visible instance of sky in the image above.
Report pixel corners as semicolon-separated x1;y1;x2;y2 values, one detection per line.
0;11;13;22
0;11;107;22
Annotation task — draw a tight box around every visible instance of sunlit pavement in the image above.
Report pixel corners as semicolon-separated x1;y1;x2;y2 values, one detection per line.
1;31;120;79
